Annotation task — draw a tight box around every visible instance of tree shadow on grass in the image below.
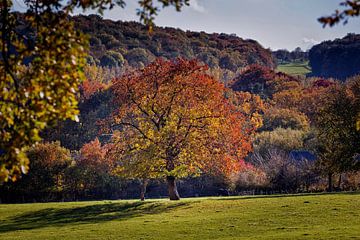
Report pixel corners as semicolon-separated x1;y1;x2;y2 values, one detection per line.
0;201;189;233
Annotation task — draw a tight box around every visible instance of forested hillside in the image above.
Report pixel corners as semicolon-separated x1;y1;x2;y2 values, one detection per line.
309;33;360;80
73;14;275;82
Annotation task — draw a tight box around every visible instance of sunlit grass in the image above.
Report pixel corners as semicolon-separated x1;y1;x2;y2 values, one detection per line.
277;61;312;77
0;193;359;239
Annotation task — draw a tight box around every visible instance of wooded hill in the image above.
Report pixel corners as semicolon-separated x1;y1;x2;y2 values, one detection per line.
73;14;275;81
309;33;360;80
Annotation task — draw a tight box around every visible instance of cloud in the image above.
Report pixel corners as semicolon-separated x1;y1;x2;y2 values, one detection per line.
302;37;320;48
190;0;206;13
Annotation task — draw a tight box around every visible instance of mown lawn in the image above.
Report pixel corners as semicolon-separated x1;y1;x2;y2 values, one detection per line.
0;193;359;240
277;62;312;77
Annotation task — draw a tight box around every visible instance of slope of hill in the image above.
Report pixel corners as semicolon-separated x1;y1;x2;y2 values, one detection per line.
309;33;360;80
73;15;275;81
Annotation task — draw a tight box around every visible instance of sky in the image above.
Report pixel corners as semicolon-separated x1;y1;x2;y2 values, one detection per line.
12;0;360;50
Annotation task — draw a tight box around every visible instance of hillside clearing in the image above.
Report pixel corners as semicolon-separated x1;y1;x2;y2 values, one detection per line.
0;193;359;240
277;62;312;77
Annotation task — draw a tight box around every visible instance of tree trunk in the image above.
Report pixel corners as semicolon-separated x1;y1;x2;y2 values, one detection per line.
140;179;148;201
337;174;342;191
166;176;180;200
328;172;333;192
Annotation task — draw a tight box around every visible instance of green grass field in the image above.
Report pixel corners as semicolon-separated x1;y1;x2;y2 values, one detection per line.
277;62;312;77
0;193;359;240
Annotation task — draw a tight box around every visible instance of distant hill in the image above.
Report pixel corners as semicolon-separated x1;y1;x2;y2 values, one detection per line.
309;34;360;80
73;15;275;81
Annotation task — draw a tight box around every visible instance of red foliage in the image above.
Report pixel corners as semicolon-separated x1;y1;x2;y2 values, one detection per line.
312;78;336;88
229;64;298;98
80;79;107;100
79;138;113;171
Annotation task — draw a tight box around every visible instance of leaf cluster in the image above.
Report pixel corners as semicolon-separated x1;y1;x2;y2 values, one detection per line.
319;0;360;27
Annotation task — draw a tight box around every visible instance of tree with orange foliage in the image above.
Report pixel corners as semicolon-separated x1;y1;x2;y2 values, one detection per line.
108;59;262;200
79;138;110;170
272;78;336;123
81;65;115;101
71;138;116;199
229;64;299;99
19;142;71;200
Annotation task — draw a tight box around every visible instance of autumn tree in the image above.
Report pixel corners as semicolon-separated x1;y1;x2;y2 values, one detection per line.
229;65;299;99
108;59;262;200
68;138;119;199
0;0;189;182
315;77;360;191
262;107;310;131
1;141;72;202
272;78;336;123
81;65;114;100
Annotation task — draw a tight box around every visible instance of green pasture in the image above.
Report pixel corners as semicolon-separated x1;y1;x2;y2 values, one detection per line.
277;62;312;77
0;193;359;240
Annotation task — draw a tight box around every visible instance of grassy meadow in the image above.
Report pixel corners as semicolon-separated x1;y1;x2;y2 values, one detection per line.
277;62;312;77
0;193;359;240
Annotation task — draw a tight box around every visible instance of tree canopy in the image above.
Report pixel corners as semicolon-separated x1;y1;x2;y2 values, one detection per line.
315;77;360;180
108;58;263;200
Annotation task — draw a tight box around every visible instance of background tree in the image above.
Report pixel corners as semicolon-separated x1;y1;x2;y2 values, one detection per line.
68;138;119;199
229;65;299;99
109;58;262;200
249;148;317;193
0;142;72;202
262;107;310;131
315;77;360;191
253;128;308;154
